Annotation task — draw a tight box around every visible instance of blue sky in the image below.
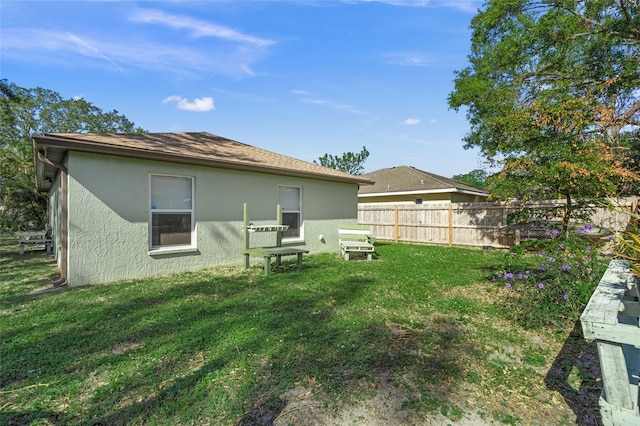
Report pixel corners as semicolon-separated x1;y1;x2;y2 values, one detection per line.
1;0;485;177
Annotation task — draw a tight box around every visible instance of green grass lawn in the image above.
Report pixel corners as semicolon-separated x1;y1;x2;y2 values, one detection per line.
0;237;603;425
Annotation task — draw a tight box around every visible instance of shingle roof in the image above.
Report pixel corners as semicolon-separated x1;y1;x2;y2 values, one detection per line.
33;132;373;191
358;166;488;196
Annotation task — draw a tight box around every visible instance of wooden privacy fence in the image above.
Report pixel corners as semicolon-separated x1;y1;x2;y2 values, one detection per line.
358;199;636;249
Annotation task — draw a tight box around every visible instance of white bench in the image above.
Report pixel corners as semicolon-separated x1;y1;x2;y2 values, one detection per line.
338;225;375;261
16;231;52;255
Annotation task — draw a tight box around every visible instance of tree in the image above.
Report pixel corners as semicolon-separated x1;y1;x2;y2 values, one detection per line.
448;0;640;232
619;129;640;195
0;80;145;231
314;146;370;175
452;169;490;189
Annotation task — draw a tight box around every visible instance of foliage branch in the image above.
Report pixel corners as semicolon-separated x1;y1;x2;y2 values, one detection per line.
0;80;144;231
314;146;370;176
448;0;640;232
452;169;490;189
612;199;640;276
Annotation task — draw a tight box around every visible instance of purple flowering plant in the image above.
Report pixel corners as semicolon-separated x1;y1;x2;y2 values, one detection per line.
496;223;607;328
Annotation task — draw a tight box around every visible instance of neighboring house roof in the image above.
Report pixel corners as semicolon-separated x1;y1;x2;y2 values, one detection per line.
33;132;373;192
358;166;489;198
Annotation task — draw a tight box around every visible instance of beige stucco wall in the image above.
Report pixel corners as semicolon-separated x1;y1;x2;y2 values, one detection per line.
450;193;488;203
358;193;453;205
358;192;487;205
63;151;358;286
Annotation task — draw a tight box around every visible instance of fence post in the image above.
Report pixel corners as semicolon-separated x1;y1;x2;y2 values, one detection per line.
448;204;453;246
394;207;399;243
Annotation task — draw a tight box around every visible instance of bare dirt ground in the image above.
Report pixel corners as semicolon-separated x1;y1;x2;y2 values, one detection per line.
241;322;603;426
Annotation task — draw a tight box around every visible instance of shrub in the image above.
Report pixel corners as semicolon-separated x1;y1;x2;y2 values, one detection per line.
615;202;640;276
495;224;610;329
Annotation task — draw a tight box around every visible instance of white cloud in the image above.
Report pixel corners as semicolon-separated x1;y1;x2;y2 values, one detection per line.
1;28;266;77
382;52;432;67
301;97;364;115
2;30;126;72
64;32;124;72
429;118;438;124
130;9;275;47
2;7;276;77
356;0;481;13
291;89;364;115
357;0;430;6
436;1;482;13
162;96;215;112
403;118;421;125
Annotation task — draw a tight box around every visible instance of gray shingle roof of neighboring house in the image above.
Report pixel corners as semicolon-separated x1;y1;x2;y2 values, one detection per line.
33;132;373;192
358;166;489;197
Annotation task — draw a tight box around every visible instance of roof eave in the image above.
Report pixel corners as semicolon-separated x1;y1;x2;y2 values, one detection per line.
358;188;489;197
33;134;374;186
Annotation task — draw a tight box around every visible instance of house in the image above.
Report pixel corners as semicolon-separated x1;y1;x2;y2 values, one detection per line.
358;166;489;205
32;132;372;286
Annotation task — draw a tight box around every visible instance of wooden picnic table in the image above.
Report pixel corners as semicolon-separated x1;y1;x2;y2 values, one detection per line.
245;246;309;276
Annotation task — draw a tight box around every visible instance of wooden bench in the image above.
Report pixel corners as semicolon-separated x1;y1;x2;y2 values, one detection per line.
518;222;551;240
580;260;640;425
338;225;375;261
502;221;554;245
245;246;310;276
16;231;52;255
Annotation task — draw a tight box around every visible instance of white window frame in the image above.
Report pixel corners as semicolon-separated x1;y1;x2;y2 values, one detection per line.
149;174;195;252
278;185;303;242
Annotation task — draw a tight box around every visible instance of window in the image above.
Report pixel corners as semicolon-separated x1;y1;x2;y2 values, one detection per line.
150;175;194;249
415;198;423;205
278;186;302;240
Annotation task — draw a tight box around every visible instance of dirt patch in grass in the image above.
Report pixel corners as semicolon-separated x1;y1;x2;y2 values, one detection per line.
268;372;499;425
262;284;604;426
241;349;601;425
443;283;603;425
268;374;418;426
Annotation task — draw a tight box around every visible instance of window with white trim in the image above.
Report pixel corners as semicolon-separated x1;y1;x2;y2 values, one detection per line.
150;174;194;249
278;185;302;240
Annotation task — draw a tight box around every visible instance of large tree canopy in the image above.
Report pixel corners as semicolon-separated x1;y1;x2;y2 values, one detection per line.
452;169;491;189
448;0;640;230
0;80;144;231
314;146;370;176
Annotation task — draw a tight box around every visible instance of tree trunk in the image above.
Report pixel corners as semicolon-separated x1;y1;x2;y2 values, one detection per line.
562;194;572;237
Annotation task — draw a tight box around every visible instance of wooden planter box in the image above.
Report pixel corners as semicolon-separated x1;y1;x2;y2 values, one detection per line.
580;260;640;426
